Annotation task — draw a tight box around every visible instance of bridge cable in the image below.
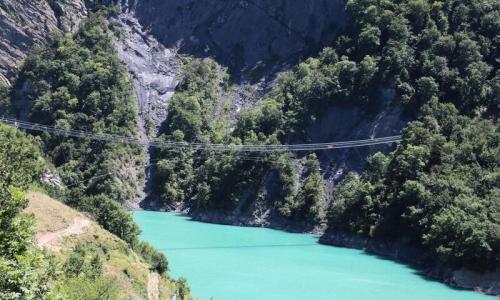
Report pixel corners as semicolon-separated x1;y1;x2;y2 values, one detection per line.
1;117;402;152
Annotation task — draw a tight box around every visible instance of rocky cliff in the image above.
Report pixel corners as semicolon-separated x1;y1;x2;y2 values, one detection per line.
110;3;182;207
133;0;347;79
112;4;180;136
0;0;88;85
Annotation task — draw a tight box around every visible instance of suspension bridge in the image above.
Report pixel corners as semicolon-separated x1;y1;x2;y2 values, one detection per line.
1;117;402;152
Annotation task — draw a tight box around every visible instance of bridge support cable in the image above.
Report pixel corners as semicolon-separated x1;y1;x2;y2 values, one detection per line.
1;117;402;152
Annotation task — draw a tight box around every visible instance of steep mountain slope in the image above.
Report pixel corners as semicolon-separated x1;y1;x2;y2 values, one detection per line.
11;13;146;216
0;0;87;84
113;1;404;218
0;0;497;295
113;10;180;136
111;6;182;202
0;117;191;299
110;1;377;215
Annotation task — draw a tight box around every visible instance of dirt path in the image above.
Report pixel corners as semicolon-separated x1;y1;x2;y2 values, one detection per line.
37;217;90;250
148;272;160;300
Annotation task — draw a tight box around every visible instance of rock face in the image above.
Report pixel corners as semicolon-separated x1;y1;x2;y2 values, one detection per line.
0;0;87;84
132;0;347;79
447;269;500;296
0;0;403;216
319;231;432;266
307;91;408;201
114;0;406;225
111;3;182;208
113;6;180;136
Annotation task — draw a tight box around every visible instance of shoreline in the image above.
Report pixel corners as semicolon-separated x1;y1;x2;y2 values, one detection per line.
319;230;500;296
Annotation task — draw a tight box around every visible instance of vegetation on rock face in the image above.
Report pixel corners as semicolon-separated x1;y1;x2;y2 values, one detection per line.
324;0;499;272
276;154;325;223
12;13;143;245
328;101;499;270
235;0;498;139
0;12;181;298
152;57;265;209
151;58;326;222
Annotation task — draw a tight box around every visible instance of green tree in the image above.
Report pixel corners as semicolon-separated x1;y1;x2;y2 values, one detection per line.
0;125;49;299
134;241;169;275
82;194;140;245
295;154;325;221
176;277;191;300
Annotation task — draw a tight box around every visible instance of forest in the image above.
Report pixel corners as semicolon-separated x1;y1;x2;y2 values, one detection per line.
323;0;499;271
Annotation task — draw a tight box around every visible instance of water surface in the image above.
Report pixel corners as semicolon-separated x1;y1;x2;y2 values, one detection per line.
134;211;493;300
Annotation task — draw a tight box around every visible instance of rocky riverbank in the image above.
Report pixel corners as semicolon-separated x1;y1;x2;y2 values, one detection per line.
189;209;326;235
320;231;500;296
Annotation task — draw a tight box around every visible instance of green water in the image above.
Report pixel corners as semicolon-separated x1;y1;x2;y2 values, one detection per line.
134;211;493;300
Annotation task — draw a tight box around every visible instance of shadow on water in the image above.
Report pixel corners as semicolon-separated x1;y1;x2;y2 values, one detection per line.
359;251;494;295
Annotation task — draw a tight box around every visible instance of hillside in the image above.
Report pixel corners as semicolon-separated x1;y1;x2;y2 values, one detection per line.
0;122;191;299
25;191;187;300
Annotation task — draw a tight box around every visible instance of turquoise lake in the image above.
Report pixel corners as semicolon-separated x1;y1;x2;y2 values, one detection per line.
134;211;493;300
